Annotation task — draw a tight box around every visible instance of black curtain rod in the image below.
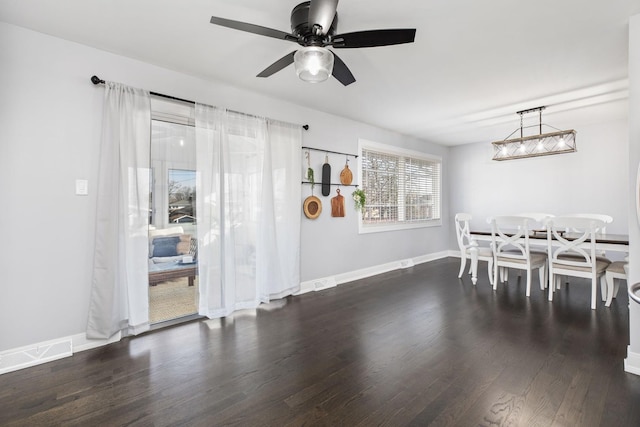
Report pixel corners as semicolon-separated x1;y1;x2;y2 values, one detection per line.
90;75;309;131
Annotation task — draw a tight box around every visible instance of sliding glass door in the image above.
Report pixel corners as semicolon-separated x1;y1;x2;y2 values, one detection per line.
148;110;199;324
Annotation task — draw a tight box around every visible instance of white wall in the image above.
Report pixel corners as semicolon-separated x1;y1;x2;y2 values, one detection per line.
299;121;449;281
626;13;640;373
449;113;629;247
0;22;450;352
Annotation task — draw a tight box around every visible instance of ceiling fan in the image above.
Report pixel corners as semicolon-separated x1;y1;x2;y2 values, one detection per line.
209;0;416;86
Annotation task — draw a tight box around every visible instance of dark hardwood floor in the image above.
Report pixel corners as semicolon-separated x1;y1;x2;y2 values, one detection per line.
2;257;640;426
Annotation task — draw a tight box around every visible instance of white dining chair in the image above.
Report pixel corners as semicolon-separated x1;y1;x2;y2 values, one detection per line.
545;216;611;310
558;213;612;284
564;213;613;233
604;260;627;307
492;213;553;283
489;216;547;296
455;213;493;285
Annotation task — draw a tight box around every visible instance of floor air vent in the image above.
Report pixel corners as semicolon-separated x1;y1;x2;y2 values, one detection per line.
314;277;337;291
0;338;73;375
399;259;415;269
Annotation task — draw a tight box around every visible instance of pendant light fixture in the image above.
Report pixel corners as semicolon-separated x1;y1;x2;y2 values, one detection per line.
491;106;576;161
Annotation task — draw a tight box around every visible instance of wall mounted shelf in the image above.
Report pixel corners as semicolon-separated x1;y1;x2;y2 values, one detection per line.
302;181;358;187
302;147;359;192
302;146;357;158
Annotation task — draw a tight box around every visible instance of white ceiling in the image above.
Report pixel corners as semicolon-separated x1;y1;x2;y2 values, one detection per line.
2;0;639;145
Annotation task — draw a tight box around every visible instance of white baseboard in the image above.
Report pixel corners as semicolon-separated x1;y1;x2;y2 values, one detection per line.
0;337;73;375
296;276;338;295
71;331;123;353
2;251;451;375
0;332;123;375
624;346;640;376
297;250;450;295
415;250;453;265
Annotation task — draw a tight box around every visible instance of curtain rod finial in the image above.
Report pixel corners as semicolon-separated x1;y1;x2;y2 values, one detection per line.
91;75;104;85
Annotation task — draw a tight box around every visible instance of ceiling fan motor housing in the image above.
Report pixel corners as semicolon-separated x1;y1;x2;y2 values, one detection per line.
291;1;337;45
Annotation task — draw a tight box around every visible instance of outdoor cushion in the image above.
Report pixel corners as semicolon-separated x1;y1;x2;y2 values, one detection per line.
152;236;180;257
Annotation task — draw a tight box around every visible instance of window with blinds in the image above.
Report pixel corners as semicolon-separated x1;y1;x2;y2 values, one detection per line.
360;141;441;231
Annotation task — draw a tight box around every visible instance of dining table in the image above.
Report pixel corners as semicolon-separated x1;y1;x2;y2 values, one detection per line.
467;229;629;285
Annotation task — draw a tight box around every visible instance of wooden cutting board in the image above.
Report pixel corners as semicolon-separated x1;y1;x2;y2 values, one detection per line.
303;195;322;219
340;164;353;185
322;154;331;196
331;189;345;217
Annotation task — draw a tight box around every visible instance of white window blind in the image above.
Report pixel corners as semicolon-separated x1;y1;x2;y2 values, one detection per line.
361;144;441;230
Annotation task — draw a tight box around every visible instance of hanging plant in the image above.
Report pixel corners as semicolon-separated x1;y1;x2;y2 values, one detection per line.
307;167;315;187
352;188;366;211
305;150;315;189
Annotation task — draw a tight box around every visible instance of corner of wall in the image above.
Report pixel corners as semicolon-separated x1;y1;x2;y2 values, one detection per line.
625;346;640;376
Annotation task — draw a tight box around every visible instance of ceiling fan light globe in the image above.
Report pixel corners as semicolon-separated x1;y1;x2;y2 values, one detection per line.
294;46;334;83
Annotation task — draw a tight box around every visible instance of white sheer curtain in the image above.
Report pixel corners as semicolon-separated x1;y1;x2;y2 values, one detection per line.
260;120;302;298
194;105;223;316
87;82;151;339
195;104;301;318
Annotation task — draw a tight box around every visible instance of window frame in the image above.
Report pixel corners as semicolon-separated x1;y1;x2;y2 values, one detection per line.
167;168;197;225
357;139;442;234
149;97;197;230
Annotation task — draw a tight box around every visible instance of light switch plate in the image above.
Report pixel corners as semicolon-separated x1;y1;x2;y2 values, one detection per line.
75;179;88;196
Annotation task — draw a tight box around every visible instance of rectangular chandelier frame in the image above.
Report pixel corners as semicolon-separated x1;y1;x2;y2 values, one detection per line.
492;129;577;161
491;106;577;161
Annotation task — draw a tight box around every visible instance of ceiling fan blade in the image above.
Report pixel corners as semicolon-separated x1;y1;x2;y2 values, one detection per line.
210;16;298;42
257;51;297;78
331;52;356;86
308;0;339;35
331;29;416;48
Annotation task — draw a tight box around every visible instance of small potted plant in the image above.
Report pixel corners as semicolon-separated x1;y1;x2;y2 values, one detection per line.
352;188;366;211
